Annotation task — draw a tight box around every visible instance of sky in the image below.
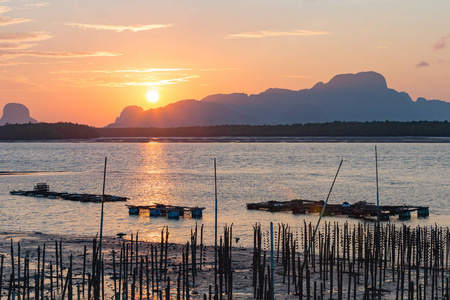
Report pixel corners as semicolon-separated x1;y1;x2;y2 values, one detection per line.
0;0;449;127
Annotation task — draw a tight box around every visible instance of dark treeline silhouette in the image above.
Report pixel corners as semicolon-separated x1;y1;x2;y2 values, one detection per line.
98;121;450;137
0;122;100;140
1;121;449;140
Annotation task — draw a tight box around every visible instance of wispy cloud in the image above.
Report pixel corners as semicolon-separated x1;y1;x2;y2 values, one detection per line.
0;6;10;14
434;34;450;50
0;31;51;42
198;68;238;71
113;68;187;73
56;67;199;88
0;61;26;66
114;75;200;87
24;3;49;8
65;23;175;33
53;68;189;74
52;67;239;88
50;65;239;89
54;67;238;75
60;75;199;88
0;43;36;49
0;16;32;26
281;74;311;79
415;61;429;68
0;75;43;91
0;1;10;3
0;50;120;58
377;46;388;49
226;29;329;39
0;60;75;66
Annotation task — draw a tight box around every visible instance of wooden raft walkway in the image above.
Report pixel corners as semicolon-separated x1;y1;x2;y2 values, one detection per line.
10;183;128;203
126;203;205;219
247;199;429;220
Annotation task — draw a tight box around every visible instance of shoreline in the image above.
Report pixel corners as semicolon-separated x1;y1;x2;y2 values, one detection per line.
1;136;450;143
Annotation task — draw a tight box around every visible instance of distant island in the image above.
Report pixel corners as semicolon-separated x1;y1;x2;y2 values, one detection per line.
0;103;37;125
107;71;450;128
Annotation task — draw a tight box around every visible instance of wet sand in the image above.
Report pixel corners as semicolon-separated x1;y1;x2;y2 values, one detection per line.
0;231;271;299
0;230;424;300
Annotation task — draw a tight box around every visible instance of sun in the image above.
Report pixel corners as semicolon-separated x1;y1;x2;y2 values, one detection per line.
146;90;160;103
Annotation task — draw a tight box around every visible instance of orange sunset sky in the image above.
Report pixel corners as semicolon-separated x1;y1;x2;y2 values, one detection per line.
0;0;449;127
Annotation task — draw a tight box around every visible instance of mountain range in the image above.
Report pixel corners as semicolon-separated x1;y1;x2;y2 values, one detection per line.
108;71;450;128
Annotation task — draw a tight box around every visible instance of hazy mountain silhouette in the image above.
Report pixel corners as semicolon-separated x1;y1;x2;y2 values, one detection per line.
107;71;450;128
0;103;37;126
111;100;252;128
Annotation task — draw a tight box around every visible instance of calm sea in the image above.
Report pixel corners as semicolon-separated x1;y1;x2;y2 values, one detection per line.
0;140;449;246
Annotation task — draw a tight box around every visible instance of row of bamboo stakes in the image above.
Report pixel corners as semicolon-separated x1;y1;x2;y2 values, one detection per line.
253;221;450;300
1;221;450;299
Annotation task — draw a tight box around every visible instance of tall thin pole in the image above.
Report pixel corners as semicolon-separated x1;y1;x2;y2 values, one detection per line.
302;159;343;270
99;157;108;258
270;222;274;300
98;157;107;300
375;146;380;224
214;158;218;298
375;146;381;300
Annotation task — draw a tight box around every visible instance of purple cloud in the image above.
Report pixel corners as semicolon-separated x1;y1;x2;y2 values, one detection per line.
434;34;450;50
415;61;429;68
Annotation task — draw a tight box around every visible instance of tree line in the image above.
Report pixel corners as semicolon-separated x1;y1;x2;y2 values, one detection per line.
1;121;449;140
99;121;450;137
0;122;99;140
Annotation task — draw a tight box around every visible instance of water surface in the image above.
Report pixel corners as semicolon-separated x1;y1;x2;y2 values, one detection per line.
0;141;448;246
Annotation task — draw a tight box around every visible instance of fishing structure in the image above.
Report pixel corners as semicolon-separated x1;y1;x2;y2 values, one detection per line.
10;183;128;203
126;204;205;219
247;199;429;220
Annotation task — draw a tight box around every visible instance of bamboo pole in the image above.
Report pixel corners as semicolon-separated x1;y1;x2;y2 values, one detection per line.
0;254;3;300
302;159;344;271
97;157;107;300
214;158;218;299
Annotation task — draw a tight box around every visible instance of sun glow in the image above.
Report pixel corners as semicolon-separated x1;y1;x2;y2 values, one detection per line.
146;90;160;103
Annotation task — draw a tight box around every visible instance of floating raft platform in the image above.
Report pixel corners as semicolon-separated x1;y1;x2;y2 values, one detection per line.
127;203;205;219
10;183;128;203
247;199;429;220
